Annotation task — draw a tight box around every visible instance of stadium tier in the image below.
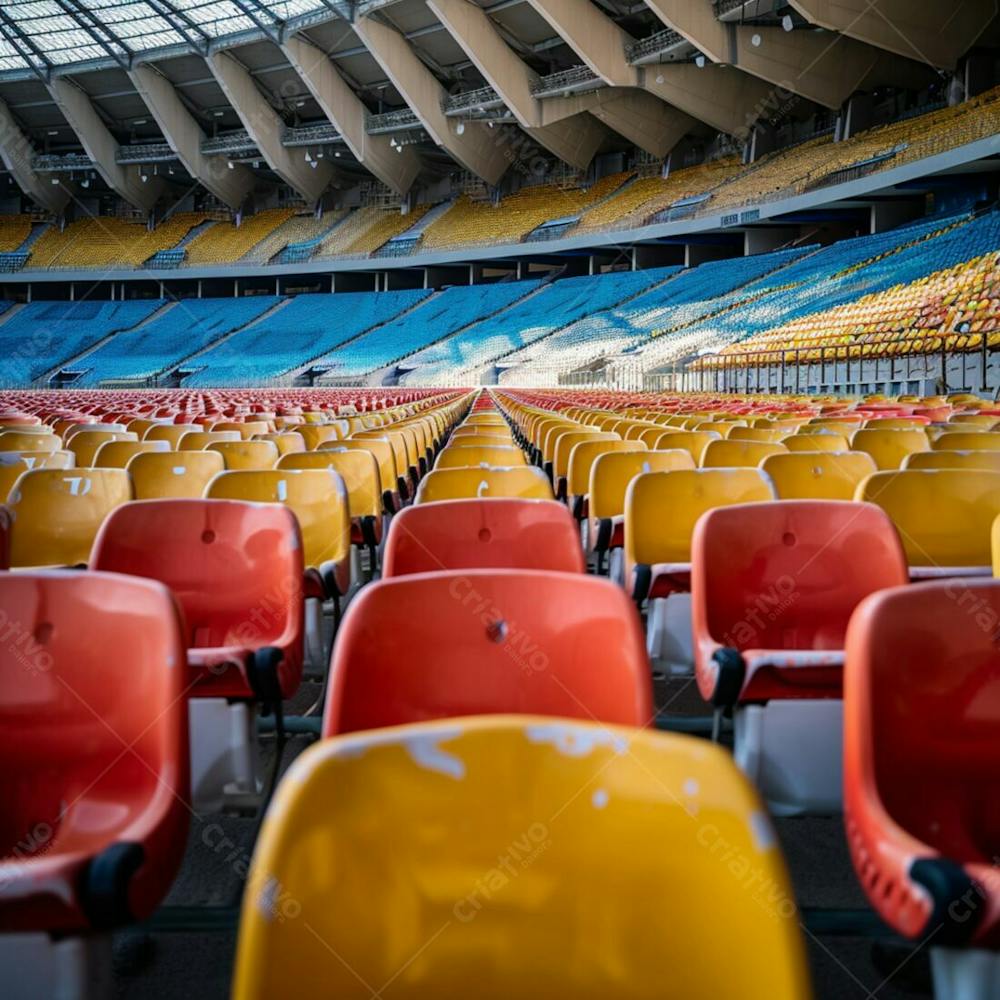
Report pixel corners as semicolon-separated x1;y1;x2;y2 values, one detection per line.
3;1;1000;996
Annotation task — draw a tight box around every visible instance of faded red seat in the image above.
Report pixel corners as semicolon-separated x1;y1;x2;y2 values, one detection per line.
90;498;304;701
382;498;584;577
845;580;1000;952
691;500;909;814
323;569;651;736
0;571;189;932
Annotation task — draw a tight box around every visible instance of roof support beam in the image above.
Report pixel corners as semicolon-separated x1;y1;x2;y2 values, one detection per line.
47;77;162;212
352;14;509;185
525;0;638;86
281;34;420;195
427;0;605;170
129;64;253;210
0;95;71;214
584;90;694;158
642;0;883;109
207;50;334;203
787;0;997;70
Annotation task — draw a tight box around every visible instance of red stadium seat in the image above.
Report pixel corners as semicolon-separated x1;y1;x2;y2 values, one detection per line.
691;500;909;813
381;498;584;577
90;499;305;812
323;569;651;736
0;571;189;941
845;580;1000;981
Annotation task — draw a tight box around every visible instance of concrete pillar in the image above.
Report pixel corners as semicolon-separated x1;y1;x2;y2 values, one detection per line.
282;35;420;195
0;96;71;214
208;51;334;203
48;78;162;213
353;15;509;186
129;64;254;211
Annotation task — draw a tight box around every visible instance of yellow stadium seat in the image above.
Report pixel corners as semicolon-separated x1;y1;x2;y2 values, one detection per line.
0;431;62;453
652;431;722;464
855;469;1000;574
905;450;1000;472
931;431;1000;452
253;432;306;456
850;428;930;470
762;451;878;500
11;450;75;471
232;716;809;1000
7;468;132;567
994;512;1000;577
298;424;345;451
206;468;352;599
625;468;775;602
782;433;851;452
92;439;170;468
211;420;271;439
701;440;787;468
416;466;553;503
0;454;29;503
68;430;138;467
567;439;645;509
435;445;526;470
128;449;225;499
727;428;789;444
144;423;201;448
208;440;281;471
178;430;242;451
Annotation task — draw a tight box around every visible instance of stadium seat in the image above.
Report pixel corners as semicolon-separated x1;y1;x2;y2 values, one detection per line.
434;444;526;470
178;430;242;451
335;437;403;509
566;438;645;520
232;716;809;1000
416;466;554;503
851;427;930;470
92;439;169;468
253;432;306;455
844;580;1000;981
324;570;647;734
208;440;281;470
762;451;878;500
0;571;189;994
932;431;1000;452
144;423;200;448
90;499;304;812
652;430;721;464
0;431;62;453
691;500;908;814
278;448;383;566
782;432;852;452
0;453;28;502
905;450;1000;471
128;449;226;499
587;449;695;575
701;439;787;468
67;429;138;467
0;505;9;569
855;470;1000;577
382;499;584;577
7;468;132;567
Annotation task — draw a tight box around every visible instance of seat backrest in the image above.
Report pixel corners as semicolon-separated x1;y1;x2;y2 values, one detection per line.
905;450;1000;472
588;449;695;520
212;420;270;439
93;439;169;468
0;454;28;503
626;468;776;568
205;468;350;569
701;439;787;469
234;715;809;1000
0;505;9;569
692;500;908;655
652;430;722;464
298;424;342;451
253;432;306;456
129;449;225;499
69;430;138;467
0;570;190;926
90;499;304;695
325;569;648;733
336;438;399;495
444;433;511;448
208;440;280;471
567;439;645;498
383;499;584;577
0;431;62;453
845;581;1000;865
855;469;1000;567
782;432;851;453
14;450;75;471
435;445;525;470
178;430;242;451
278;449;382;519
7;468;132;567
931;431;1000;452
727;427;788;444
144;423;200;448
851;428;929;470
762;451;877;500
416;466;554;503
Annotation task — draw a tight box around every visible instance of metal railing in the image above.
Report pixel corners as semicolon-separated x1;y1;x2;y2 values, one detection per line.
32;153;92;172
626;27;685;63
530;65;602;97
281;123;343;147
200;130;259;156
444;85;504;115
366;108;421;134
116;143;176;164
